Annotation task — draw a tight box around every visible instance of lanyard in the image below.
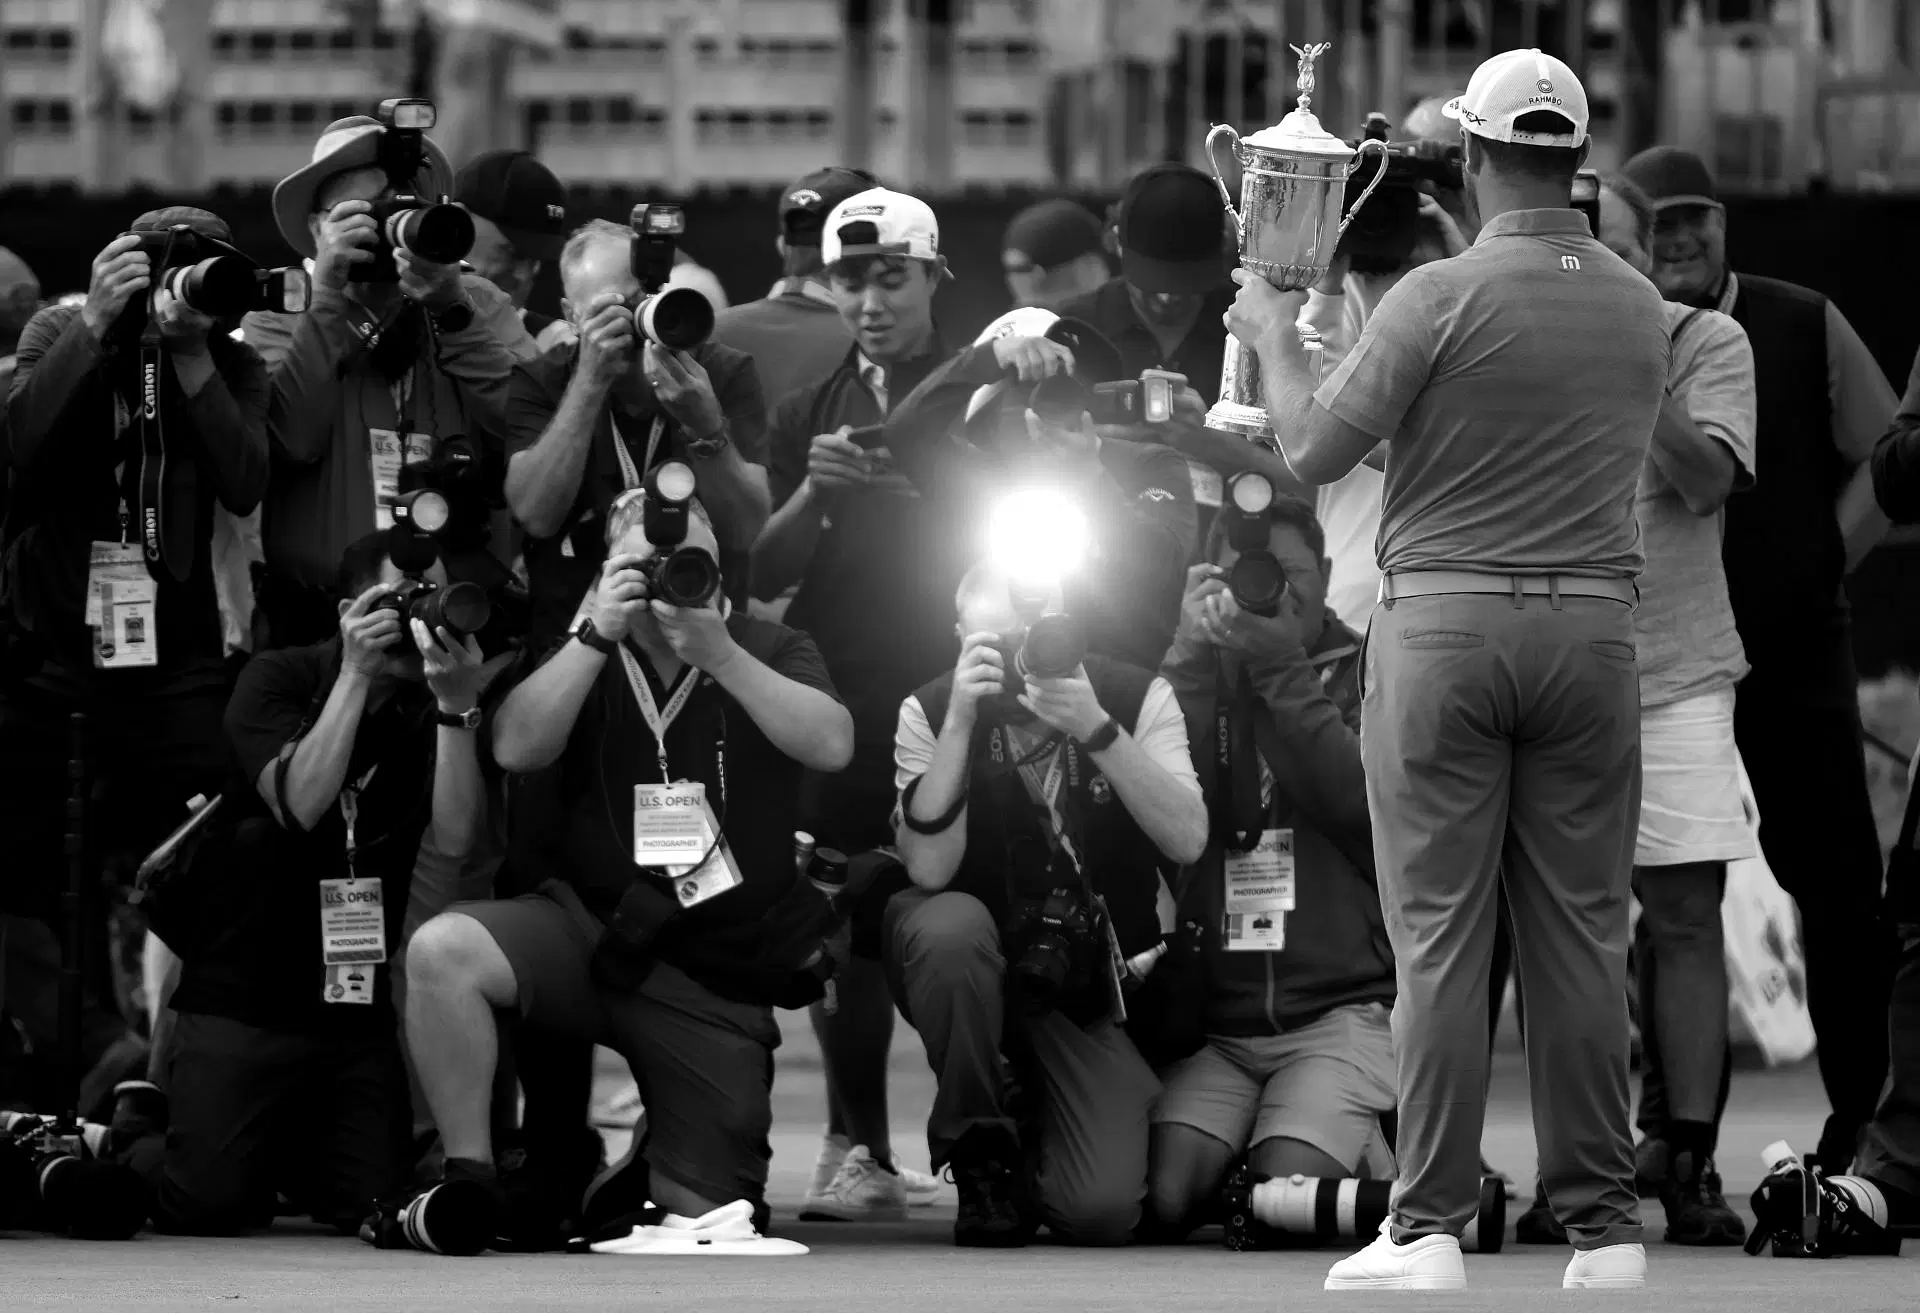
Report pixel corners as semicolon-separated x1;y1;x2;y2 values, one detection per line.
995;723;1081;870
610;415;667;491
389;370;416;436
617;643;700;784
339;762;381;880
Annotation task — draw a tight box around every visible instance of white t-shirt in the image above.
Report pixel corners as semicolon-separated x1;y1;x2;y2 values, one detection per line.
1299;278;1395;628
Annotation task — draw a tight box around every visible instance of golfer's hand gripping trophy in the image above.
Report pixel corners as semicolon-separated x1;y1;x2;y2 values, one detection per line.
1204;41;1390;442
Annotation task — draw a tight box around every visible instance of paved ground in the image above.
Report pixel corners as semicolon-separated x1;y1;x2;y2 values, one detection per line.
6;1024;1914;1311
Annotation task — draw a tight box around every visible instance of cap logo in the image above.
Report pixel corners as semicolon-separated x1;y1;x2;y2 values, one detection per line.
789;188;822;207
546;204;565;220
841;204;886;218
1536;78;1554;94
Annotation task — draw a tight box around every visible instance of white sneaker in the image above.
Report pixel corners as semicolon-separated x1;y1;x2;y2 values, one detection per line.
807;1132;852;1200
589;1200;808;1256
1563;1243;1646;1290
891;1154;943;1208
799;1145;909;1221
1325;1222;1467;1292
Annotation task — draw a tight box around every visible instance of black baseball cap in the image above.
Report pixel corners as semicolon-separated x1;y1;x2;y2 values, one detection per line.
454;150;569;262
129;206;247;259
781;166;882;246
1003;199;1104;270
1116;163;1230;295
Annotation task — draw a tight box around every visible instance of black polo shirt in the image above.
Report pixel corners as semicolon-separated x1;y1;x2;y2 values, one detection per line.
169;640;438;1032
501;339;767;645
1054;276;1236;406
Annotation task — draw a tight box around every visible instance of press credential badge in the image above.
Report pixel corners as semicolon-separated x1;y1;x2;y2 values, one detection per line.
1224;827;1296;952
320;877;386;1006
633;782;743;908
87;542;159;669
369;429;434;530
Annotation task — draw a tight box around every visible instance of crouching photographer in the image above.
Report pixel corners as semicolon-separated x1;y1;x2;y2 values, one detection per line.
1147;486;1398;1245
116;531;490;1235
397;479;852;1256
1;207;270;1109
888;558;1207;1248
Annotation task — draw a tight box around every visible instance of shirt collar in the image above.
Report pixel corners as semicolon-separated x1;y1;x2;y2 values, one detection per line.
769;277;839;309
1712;270;1740;316
1472;208;1595;243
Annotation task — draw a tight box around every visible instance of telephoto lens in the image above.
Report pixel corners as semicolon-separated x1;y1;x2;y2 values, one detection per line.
0;1117;151;1240
161;256;257;317
383;200;476;267
373;579;493;649
634;287;715;352
360;1179;497;1256
1222;471;1286;617
1221;1165;1505;1254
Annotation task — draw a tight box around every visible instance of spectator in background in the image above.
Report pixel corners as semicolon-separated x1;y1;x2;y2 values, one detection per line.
1624;144;1899;1180
712;166;879;422
0;247;39;358
1002;199;1111;311
455;149;570;338
1513;174;1758;1248
245;116;535;647
748;185;961;1220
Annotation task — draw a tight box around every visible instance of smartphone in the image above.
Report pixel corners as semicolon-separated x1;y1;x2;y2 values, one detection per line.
1570;170;1600;237
845;423;887;451
135;794;224;886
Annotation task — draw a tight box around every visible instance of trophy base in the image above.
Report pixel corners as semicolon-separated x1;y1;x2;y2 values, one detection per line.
1204;400;1274;442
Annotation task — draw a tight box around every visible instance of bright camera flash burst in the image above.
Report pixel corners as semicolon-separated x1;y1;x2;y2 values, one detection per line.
987;489;1089;588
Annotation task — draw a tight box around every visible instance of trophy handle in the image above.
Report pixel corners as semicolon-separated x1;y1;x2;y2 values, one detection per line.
1204;123;1244;229
1334;139;1393;239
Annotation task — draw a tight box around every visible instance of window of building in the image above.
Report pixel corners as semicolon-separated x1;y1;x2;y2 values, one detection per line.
565;97;594;125
247;31;276;59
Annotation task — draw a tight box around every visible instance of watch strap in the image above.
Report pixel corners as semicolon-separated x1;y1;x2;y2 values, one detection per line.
1080;717;1121;754
573;616;620;655
435;706;481;730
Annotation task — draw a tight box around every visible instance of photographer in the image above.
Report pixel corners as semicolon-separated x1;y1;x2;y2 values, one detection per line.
246;112;536;647
1;207;267;943
119;532;488;1235
888;560;1206;1247
401;487;851;1250
504;220;768;646
746;184;959;1219
1147;492;1393;1236
877;322;1194;673
453;149;570;336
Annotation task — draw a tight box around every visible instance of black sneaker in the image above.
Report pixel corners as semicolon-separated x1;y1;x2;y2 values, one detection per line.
1513;1179;1567;1244
1634;1137;1670;1198
1660;1150;1747;1247
948;1129;1029;1249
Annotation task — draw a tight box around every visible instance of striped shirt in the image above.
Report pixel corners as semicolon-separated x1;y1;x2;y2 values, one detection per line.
1317;208;1672;579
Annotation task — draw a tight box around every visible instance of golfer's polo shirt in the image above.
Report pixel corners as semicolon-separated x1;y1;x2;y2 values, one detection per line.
1316;209;1671;579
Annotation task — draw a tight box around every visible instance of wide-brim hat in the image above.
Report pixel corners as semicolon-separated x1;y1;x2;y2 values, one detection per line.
272;116;453;258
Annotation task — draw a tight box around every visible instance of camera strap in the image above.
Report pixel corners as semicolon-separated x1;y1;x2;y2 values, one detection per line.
339;762;382;881
610;415;667;491
1214;660;1270;853
617;642;702;785
134;338;182;579
989;721;1082;872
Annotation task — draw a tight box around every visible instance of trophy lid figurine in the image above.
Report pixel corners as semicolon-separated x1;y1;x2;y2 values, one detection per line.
1203;41;1390;440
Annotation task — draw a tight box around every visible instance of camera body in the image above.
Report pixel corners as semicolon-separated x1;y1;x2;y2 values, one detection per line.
371;575;492;652
1003;881;1099;1016
629;203;714;351
120;226;311;329
1030;369;1183;430
1570;169;1602;237
352;99;475;283
392;435;489;553
1340;112;1465;276
1221;472;1286;617
997;580;1085;701
610;459;721;609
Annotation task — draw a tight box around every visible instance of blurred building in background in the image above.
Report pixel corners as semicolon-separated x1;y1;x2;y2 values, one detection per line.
0;0;1914;195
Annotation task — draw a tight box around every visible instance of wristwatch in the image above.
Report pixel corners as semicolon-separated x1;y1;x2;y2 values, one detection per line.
1079;717;1121;754
429;298;474;334
435;706;482;730
571;614;620;655
684;425;730;460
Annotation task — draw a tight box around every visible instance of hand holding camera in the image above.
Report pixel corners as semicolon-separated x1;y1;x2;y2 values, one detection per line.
1415;193;1469;259
414;619;486;713
150;285;216;353
650;597;737;675
946;632;1009;730
590;552;653;643
1199;584;1305;659
394;247;464;311
340;584;406;677
808;426;873;495
993;333;1075;383
314;200;379;290
1018;667;1107;742
578;292;638;389
640;343;724;441
81;236;151;342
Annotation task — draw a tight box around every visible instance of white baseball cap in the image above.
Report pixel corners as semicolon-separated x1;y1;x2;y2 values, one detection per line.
1443;48;1589;149
822;187;942;267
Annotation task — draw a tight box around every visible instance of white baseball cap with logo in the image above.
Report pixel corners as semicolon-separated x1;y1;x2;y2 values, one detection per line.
1443;48;1589;149
822;187;943;267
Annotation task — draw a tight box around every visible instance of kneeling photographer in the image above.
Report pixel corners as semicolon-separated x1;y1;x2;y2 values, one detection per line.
1147;485;1395;1242
247;101;535;646
1;206;271;1108
889;557;1206;1247
118;529;489;1235
398;477;852;1255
